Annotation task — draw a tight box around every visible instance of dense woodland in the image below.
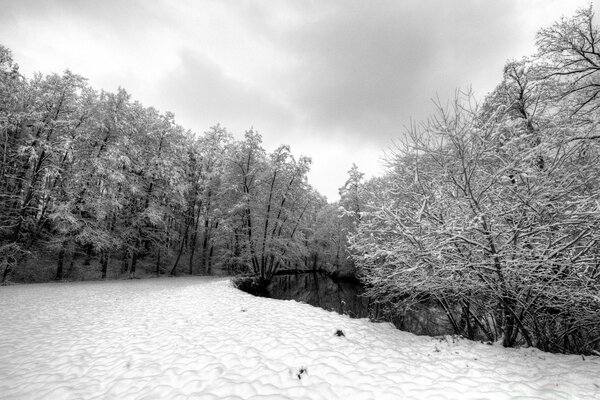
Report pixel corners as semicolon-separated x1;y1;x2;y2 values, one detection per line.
0;45;358;283
1;7;600;354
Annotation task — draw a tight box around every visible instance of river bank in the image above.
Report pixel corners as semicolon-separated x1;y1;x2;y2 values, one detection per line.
1;277;598;399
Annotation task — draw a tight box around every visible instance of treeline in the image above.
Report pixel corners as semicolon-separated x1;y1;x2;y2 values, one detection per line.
349;7;600;354
0;45;358;283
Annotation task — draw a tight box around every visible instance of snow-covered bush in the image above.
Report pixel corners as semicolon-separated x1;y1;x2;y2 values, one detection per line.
352;87;600;354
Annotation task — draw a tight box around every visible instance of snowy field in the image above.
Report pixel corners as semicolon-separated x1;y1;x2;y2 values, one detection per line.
0;277;599;399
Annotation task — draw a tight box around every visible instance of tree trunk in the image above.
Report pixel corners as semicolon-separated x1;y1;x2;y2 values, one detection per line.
130;252;137;278
188;204;202;275
65;259;74;279
83;244;92;265
55;245;65;280
261;170;277;277
171;222;190;276
156;250;161;277
101;252;108;279
201;218;210;272
121;253;128;274
1;262;12;284
207;245;214;275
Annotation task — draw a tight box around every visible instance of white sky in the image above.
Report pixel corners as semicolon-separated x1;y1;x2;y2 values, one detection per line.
1;0;597;201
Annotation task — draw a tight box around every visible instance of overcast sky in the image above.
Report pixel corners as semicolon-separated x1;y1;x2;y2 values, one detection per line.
1;0;597;200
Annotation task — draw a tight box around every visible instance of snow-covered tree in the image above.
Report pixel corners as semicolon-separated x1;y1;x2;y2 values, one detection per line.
352;88;600;353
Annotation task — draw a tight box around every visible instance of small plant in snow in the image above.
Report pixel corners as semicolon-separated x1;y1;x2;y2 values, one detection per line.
296;366;308;380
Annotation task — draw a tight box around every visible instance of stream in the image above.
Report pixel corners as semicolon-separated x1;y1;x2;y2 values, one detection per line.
267;272;370;318
266;272;459;337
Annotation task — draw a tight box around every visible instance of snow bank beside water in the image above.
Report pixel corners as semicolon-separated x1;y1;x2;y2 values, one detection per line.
0;277;598;399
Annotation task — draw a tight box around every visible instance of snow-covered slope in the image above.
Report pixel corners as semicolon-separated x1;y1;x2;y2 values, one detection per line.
0;277;598;399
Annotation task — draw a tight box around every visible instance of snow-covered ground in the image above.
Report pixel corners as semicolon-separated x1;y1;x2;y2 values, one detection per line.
0;277;598;399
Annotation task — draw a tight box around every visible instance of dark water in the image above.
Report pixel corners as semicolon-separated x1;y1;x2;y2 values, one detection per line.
267;273;370;318
267;272;458;337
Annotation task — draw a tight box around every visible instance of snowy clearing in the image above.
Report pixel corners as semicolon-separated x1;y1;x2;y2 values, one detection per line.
0;277;599;399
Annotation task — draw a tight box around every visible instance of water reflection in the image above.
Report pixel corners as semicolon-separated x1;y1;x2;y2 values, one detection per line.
267;272;370;318
267;272;458;337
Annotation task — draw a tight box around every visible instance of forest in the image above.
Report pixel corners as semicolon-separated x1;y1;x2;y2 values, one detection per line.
1;7;600;355
0;44;359;284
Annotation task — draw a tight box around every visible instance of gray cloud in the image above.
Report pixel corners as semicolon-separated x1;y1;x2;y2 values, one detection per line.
234;1;533;146
153;51;297;141
0;0;155;30
1;0;596;199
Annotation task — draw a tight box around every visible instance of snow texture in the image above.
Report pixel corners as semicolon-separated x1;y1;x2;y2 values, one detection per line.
0;277;599;399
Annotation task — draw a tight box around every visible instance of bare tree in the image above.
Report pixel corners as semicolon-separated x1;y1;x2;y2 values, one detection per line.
352;91;600;353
